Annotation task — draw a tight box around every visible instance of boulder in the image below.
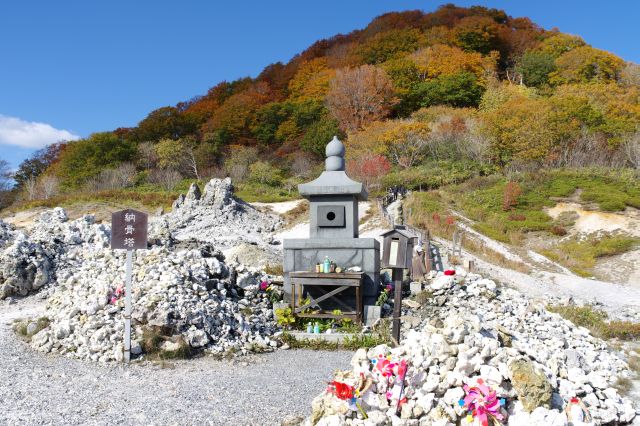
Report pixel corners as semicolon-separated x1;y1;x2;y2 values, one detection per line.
508;359;553;412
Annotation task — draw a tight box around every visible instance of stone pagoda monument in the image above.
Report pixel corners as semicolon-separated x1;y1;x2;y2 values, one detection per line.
283;136;380;305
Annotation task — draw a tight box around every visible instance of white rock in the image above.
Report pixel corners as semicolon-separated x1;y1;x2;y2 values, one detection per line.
431;275;454;290
479;365;503;385
586;372;607;389
442;387;464;406
186;329;209;348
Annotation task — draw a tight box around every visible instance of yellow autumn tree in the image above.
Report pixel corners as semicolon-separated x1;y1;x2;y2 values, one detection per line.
550;83;640;146
410;44;497;82
380;120;431;168
550;46;624;85
481;96;556;164
347;120;430;168
537;33;586;58
345;121;392;158
287;58;335;102
478;80;537;112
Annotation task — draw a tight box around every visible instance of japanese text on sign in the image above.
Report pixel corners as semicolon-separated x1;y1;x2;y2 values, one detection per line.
111;209;148;250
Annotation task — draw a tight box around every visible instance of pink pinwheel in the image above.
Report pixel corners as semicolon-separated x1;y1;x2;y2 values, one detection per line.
459;379;504;426
376;357;397;378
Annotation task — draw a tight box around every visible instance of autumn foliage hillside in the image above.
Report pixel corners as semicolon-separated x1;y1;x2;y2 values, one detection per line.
7;4;640;208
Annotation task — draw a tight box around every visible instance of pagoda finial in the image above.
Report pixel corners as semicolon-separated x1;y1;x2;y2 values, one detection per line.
325;135;345;171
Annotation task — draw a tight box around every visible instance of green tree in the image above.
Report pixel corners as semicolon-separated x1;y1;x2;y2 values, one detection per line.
155;139;186;170
357;28;423;64
290;100;326;129
55;132;136;188
249;161;282;185
383;57;422;116
135;106;197;141
300;116;343;157
415;72;484;108
251;102;292;144
517;51;556;87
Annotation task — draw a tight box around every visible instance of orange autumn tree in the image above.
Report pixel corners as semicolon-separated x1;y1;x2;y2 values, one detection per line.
346;120;430;168
326;65;398;132
503;181;522;211
410;44;497;81
201;82;274;141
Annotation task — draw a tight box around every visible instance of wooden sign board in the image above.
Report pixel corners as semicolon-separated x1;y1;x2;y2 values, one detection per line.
111;209;148;250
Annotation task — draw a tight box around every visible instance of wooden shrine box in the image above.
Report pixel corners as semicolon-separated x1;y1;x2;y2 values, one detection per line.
289;271;363;324
381;226;417;269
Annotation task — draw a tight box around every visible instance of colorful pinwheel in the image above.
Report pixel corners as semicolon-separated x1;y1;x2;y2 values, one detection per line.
376;356;397;378
327;379;368;419
327;380;354;400
458;379;505;426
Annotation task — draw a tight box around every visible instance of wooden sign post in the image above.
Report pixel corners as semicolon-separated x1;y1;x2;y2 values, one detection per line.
391;267;403;343
111;209;148;363
380;226;418;344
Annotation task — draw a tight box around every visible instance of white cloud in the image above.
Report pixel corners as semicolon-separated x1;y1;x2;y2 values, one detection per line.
0;114;80;149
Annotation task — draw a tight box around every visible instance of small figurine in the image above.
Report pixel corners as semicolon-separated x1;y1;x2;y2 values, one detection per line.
565;397;591;423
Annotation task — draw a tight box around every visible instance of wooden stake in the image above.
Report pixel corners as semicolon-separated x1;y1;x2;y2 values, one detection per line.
124;250;132;363
392;268;403;344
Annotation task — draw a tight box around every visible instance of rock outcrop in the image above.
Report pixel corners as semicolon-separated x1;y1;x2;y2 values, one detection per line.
0;208;109;299
167;178;282;249
1;179;286;361
28;242;279;362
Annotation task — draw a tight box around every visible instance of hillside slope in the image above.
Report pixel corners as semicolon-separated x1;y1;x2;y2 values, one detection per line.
5;4;639;211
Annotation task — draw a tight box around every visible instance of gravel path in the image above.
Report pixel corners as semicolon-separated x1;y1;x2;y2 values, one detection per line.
0;298;352;425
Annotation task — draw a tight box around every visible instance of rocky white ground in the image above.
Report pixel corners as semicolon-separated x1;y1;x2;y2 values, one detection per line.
0;297;351;425
1;182;640;425
0;179;286;362
306;270;639;426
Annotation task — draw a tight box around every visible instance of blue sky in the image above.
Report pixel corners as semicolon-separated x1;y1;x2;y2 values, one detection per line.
1;0;638;169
